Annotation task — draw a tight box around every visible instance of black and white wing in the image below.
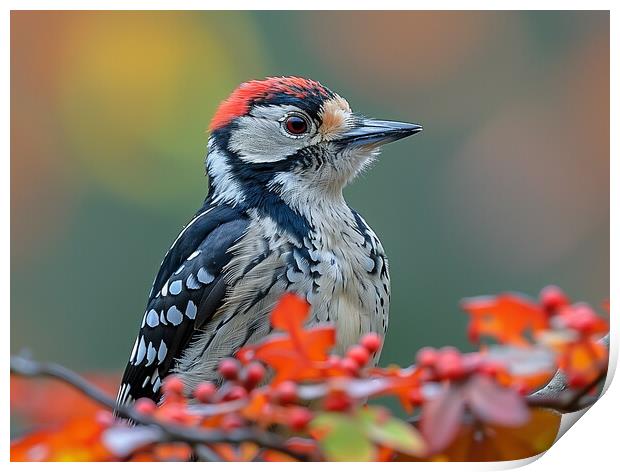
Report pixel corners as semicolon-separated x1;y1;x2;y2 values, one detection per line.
116;202;249;406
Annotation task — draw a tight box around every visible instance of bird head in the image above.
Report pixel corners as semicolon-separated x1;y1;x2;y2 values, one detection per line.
206;77;421;210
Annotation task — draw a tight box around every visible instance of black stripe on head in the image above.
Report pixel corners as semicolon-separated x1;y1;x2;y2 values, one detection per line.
251;89;335;124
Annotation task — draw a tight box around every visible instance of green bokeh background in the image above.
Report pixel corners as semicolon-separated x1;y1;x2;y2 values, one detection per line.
11;11;609;380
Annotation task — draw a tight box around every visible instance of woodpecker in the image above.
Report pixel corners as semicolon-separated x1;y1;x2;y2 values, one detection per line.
117;76;421;406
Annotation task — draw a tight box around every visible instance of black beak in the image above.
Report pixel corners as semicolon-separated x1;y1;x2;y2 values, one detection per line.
337;119;423;148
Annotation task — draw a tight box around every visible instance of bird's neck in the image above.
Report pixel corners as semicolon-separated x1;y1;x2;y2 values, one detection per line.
206;142;351;243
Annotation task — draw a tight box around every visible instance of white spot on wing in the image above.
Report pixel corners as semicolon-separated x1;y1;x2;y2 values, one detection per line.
166;306;183;326
117;383;132;406
145;342;156;366
169;280;183;295
135;337;147;364
146;309;159;328
129;336;139;361
186;300;197;319
158;341;168;363
186;273;201;290
187;249;201;261
197;267;215;284
152;377;161;393
173;264;185;275
161;281;169;297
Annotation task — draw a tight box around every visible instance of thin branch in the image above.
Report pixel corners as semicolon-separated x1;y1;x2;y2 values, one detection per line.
10;354;308;461
526;364;607;413
526;334;609;413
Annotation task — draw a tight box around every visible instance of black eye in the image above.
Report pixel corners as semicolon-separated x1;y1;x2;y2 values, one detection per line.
285;115;308;135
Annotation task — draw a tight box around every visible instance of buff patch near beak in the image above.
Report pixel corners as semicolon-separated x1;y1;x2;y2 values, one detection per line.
318;96;353;139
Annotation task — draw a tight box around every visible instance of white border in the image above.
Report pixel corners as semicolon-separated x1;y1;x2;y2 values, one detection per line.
4;3;615;470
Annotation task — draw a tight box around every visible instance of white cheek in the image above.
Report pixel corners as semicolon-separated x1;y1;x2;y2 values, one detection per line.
232;121;308;163
229;105;310;163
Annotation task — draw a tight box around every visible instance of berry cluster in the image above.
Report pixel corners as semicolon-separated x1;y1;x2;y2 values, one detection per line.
10;286;609;462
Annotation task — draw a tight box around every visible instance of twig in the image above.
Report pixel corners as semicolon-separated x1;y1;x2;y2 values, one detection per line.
526;365;607;413
526;334;609;413
10;354;308;461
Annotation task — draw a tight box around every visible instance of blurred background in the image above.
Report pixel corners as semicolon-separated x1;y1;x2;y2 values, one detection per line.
11;11;609;388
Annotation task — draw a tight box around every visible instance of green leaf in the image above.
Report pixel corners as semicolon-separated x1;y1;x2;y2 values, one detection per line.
367;417;426;456
359;407;426;456
311;413;375;461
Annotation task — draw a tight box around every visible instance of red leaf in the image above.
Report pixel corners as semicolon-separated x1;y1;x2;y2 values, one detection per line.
420;385;466;453
465;375;530;427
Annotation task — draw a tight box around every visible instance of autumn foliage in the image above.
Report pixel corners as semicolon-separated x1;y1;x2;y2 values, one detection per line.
11;286;609;462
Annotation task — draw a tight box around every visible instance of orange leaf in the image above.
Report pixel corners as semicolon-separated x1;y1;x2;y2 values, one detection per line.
462;294;548;346
11;373;119;426
252;327;336;383
11;417;113;461
270;292;310;333
557;339;608;384
418;408;561;461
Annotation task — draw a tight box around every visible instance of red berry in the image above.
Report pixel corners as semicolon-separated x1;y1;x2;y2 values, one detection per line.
221;413;244;430
224;385;247;401
436;347;465;380
437;362;465;380
416;347;438;367
540;285;570;314
273;381;298;404
360;333;382;354
565;303;599;333
162;375;184;398
242;362;266;389
340;357;360;375
135;397;157;415
324;391;352;412
346;345;370;367
288;407;313;431
218;358;241;380
193;382;216;403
